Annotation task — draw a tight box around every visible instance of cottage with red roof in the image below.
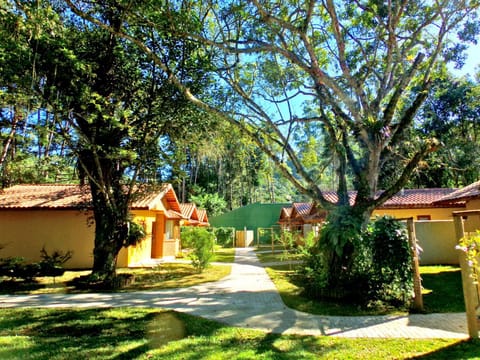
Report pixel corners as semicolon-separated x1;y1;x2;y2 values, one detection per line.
278;188;472;265
0;184;208;268
279;188;464;229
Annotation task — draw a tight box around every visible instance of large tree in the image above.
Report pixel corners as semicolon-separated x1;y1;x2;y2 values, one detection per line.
65;0;479;283
2;0;212;283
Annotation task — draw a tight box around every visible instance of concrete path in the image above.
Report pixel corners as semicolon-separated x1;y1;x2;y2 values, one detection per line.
0;248;470;338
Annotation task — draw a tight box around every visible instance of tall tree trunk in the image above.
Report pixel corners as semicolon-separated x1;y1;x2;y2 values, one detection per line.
89;179;129;282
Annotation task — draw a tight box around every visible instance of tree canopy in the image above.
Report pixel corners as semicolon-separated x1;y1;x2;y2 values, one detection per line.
2;0;479;288
63;0;480;286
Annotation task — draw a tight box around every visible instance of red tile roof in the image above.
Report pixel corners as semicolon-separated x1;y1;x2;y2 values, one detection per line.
279;188;461;222
0;184;90;209
379;188;459;208
197;209;209;225
292;202;313;217
0;184;181;211
434;180;480;204
180;203;199;220
319;188;457;208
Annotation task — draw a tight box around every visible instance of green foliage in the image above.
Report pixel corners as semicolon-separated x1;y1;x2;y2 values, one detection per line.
212;227;235;247
383;75;480;189
363;217;414;307
181;227;215;273
320;207;363;258
0;257;37;281
298;216;413;309
124;221;146;247
302;207;364;292
0;247;73;282
190;193;227;217
457;230;480;282
38;247;73;277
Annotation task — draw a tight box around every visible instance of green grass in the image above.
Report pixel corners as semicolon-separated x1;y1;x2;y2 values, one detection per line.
265;264;466;316
255;245;302;264
0;308;479;360
421;265;464;313
212;247;236;263
265;266;391;316
0;263;231;295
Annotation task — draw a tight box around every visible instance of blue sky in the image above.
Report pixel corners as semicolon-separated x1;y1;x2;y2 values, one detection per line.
452;43;480;77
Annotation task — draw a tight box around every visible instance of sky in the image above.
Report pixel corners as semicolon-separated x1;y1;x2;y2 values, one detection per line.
451;43;480;78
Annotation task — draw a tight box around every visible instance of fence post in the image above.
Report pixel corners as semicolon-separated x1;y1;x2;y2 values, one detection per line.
406;218;424;312
453;212;479;339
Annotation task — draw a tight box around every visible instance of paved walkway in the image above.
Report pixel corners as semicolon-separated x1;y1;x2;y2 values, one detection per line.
0;248;470;338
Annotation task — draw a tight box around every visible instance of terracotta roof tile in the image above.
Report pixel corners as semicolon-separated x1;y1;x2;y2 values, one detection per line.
180;203;199;220
279;188;460;222
434;180;480;204
0;184;182;211
197;209;209;224
0;184;90;209
292;202;313;217
380;188;458;208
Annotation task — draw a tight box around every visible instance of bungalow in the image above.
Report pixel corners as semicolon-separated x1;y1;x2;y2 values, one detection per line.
197;209;209;227
433;180;480;232
279;188;464;230
278;188;468;264
278;202;327;237
0;184;207;269
180;203;210;227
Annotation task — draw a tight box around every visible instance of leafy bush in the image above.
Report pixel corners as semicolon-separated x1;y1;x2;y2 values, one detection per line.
457;230;480;281
38;247;73;277
296;231;330;297
124;221;146;247
181;227;215;273
0;257;40;281
297;215;413;309
363;216;413;307
190;193;227;217
212;227;235;247
0;247;73;282
297;207;364;297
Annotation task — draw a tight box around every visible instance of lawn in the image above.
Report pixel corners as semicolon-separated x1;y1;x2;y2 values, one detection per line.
212;247;236;263
0;246;236;296
0;308;479;360
255;248;302;264
0;263;231;295
263;263;465;316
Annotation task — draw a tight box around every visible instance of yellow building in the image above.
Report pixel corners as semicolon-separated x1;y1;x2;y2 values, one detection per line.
278;188;468;265
0;184;205;269
433;180;480;233
372;188;465;220
279;188;465;226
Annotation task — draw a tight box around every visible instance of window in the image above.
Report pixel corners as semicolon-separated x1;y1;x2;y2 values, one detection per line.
165;220;174;239
417;215;431;221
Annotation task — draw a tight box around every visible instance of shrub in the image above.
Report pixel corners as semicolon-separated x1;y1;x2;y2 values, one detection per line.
364;216;413;307
0;257;41;282
181;227;215;273
297;215;413;309
38;247;73;277
212;227;235;247
124;221;146;247
457;230;480;281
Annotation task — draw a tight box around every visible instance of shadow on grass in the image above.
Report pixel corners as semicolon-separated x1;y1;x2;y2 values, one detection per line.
0;308;346;360
0;308;189;359
410;339;480;359
421;268;464;313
